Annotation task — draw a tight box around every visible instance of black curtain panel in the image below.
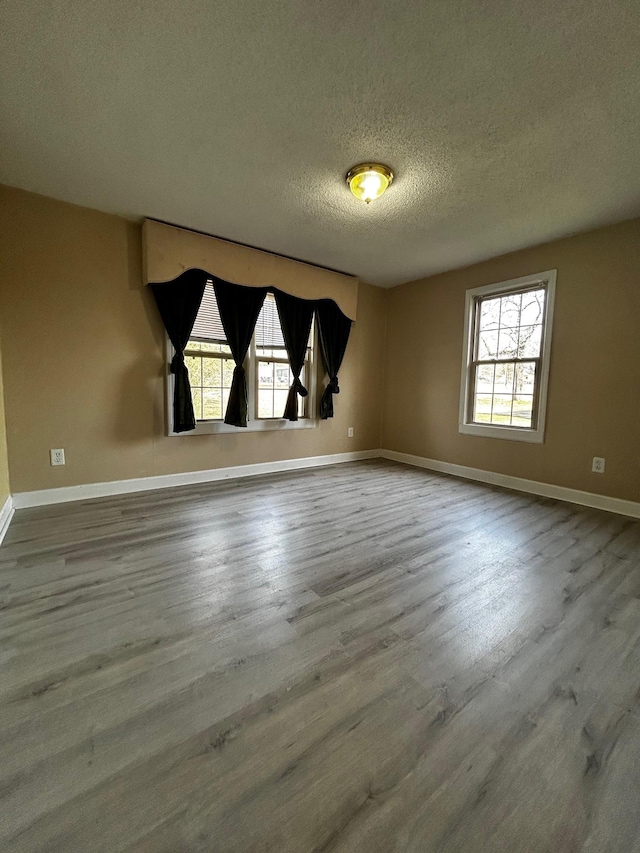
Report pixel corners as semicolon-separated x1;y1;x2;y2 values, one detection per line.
315;299;353;419
213;278;268;427
274;290;315;421
150;269;208;433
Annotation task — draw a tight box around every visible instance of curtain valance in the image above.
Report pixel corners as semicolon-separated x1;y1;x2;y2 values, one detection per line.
150;273;353;431
143;219;358;320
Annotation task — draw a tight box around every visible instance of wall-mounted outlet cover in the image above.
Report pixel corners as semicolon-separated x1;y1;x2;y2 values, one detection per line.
348;427;354;438
592;457;605;474
50;448;65;466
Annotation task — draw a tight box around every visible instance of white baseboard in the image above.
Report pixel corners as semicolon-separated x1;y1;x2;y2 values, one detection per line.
10;447;639;520
12;449;382;509
0;495;14;545
381;449;640;519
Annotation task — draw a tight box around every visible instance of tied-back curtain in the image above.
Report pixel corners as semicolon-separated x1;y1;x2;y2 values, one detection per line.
316;299;352;419
213;278;268;427
274;290;314;421
150;270;208;432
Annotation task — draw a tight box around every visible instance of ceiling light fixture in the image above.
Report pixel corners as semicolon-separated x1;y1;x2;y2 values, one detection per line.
346;162;393;203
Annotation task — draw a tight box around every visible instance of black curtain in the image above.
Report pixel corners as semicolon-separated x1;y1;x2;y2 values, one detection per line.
213;278;267;427
315;299;352;419
274;290;315;421
150;270;207;433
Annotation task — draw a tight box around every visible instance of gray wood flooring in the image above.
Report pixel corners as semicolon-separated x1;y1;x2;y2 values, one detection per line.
1;459;640;852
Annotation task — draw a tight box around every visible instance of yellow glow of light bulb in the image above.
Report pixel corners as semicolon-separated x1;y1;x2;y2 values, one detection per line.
346;163;394;203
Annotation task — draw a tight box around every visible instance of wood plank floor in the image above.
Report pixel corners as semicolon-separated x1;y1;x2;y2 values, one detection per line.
1;459;640;852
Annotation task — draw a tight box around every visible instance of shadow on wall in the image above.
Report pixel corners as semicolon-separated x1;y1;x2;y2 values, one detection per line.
111;360;162;444
110;224;166;443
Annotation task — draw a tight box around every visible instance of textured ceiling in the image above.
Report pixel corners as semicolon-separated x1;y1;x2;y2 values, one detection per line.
1;1;640;286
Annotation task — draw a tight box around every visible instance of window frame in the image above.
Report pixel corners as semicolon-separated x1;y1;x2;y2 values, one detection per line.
252;332;312;421
165;325;318;436
183;337;234;424
458;270;556;444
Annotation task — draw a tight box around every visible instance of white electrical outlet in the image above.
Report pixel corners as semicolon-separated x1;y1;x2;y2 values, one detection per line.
50;448;65;466
592;457;605;474
348;427;354;438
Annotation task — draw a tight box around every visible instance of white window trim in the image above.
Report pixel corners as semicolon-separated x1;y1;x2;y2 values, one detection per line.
458;269;556;444
165;328;318;436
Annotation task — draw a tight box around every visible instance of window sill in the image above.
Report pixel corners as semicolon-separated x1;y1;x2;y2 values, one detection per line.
458;422;544;444
169;418;317;437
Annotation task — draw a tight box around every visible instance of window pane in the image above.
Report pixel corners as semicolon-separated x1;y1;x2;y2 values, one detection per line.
491;394;513;423
494;362;515;394
475;286;547;362
256;347;287;358
478;330;498;359
202;388;222;420
202;356;221;387
520;289;545;326
514;361;536;394
256;347;288;360
274;390;289;417
274;365;291;389
222;358;235;388
518;325;542;358
188;340;232;355
258;361;274;388
479;298;501;330
191;386;203;420
185;355;202;387
497;328;519;359
214;357;224;386
473;367;537;427
512;395;533;427
473;395;492;422
499;293;521;328
475;363;494;393
258;389;274;419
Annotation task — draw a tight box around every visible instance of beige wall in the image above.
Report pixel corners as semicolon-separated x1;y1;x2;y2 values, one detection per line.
0;185;386;493
382;218;640;503
0;344;10;506
2;183;638;505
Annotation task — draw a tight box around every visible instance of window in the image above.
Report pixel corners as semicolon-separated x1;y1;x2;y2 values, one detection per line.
167;284;315;434
459;270;556;443
185;286;234;421
255;293;311;419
